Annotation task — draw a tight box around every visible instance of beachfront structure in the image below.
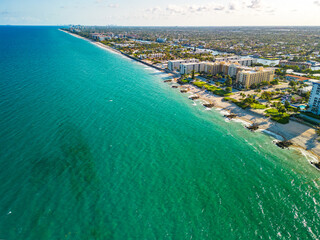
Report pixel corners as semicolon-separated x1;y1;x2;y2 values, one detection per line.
168;59;199;71
308;82;320;115
180;62;206;75
236;68;275;89
279;60;312;69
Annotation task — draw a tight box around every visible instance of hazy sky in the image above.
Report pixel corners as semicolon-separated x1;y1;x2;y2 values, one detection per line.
0;0;320;26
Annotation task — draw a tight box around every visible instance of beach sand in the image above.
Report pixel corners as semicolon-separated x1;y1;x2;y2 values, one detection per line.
183;83;320;164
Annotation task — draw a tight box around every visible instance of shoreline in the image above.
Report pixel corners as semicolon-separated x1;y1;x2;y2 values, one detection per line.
60;29;180;79
60;29;320;168
181;83;320;166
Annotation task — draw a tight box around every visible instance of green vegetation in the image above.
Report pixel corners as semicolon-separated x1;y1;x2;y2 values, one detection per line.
270;79;279;85
250;103;267;109
180;78;190;83
265;109;290;124
223;97;249;109
301;112;320;120
192;81;231;97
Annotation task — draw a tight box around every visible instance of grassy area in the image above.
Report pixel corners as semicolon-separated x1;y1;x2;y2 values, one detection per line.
295;114;319;125
193;81;207;88
250;103;267;109
265;109;290;124
224;97;267;110
180;78;190;83
223;97;249;109
302;111;320;120
193;81;231;97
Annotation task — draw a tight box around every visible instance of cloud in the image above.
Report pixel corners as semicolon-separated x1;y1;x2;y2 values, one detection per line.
145;4;227;16
143;1;277;19
94;0;118;8
229;3;237;11
146;7;161;14
214;5;225;11
108;3;119;8
314;1;320;6
248;0;262;9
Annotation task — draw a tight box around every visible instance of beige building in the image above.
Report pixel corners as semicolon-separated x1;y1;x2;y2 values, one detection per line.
236;68;275;89
204;62;223;75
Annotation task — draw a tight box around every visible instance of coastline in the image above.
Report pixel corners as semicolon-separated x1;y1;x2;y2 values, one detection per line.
182;83;320;165
60;29;320;168
60;29;179;78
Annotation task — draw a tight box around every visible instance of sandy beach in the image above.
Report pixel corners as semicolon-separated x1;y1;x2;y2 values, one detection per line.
182;83;320;164
61;29;320;167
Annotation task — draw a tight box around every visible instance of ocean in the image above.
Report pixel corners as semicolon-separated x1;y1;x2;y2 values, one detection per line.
0;26;320;239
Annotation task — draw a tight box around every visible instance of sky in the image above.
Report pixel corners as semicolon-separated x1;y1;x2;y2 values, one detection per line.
0;0;320;26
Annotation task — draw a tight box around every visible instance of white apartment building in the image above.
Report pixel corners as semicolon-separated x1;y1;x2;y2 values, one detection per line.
215;56;240;62
180;62;206;75
308;82;320;115
231;58;257;66
167;59;199;71
215;56;257;66
228;64;240;77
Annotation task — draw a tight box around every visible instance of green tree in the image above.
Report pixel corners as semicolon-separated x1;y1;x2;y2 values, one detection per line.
191;70;195;80
225;75;232;87
289;81;297;87
284;100;290;109
226;87;232;93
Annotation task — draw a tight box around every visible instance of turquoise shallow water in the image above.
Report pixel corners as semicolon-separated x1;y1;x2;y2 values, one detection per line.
1;26;320;239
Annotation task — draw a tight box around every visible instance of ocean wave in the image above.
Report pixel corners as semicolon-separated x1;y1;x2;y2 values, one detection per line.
261;129;284;141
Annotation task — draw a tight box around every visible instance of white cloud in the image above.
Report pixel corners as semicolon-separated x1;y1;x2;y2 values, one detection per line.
145;3;228;17
108;4;119;8
248;0;262;9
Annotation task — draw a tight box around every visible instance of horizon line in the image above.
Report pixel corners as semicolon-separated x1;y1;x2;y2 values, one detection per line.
1;24;320;28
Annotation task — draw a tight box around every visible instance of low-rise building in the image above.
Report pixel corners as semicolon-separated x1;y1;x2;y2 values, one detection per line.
280;60;312;69
286;74;310;82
